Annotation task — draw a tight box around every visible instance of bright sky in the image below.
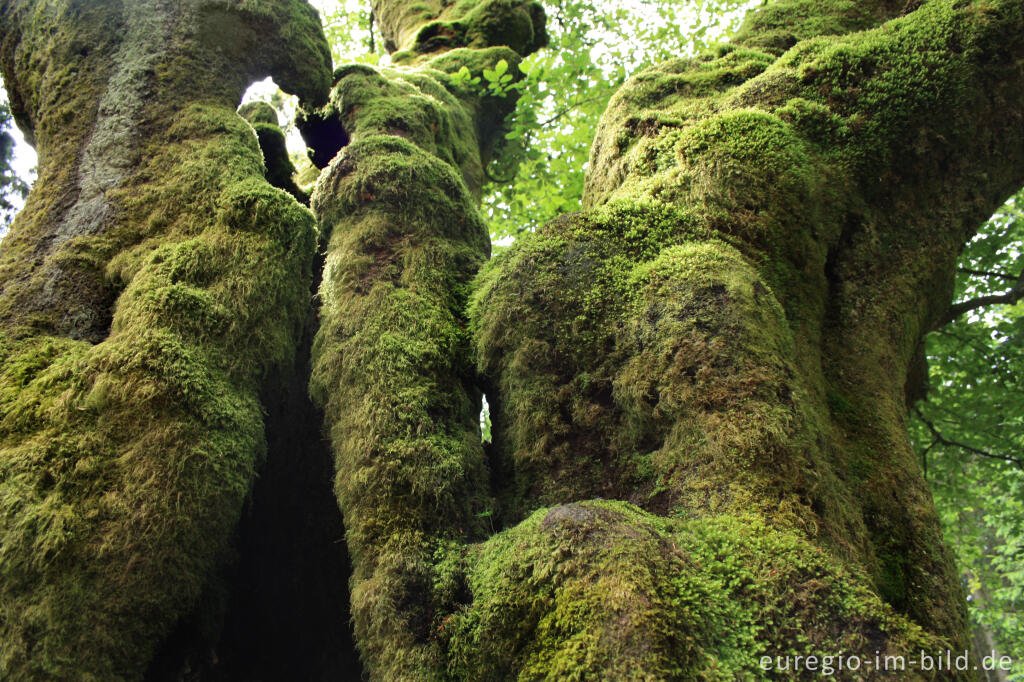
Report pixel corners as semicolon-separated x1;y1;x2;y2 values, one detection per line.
1;85;35;188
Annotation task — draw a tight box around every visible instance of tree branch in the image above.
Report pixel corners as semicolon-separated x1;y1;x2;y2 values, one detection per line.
958;267;1018;281
933;269;1024;330
539;94;608;128
913;406;1024;468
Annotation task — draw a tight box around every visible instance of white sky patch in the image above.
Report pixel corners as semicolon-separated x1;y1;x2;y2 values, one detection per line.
308;0;338;16
241;78;310;161
1;81;38;213
8;124;36;182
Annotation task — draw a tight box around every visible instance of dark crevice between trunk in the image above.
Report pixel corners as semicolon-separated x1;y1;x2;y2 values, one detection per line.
478;382;521;534
298;109;349;170
253;125;310;205
213;302;362;681
146;227;363;682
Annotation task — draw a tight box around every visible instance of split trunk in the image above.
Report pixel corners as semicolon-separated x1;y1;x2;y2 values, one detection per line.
0;0;1022;679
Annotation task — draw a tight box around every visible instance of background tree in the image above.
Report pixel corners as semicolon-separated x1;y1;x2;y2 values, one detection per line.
1;0;1023;680
909;188;1024;677
0;85;30;235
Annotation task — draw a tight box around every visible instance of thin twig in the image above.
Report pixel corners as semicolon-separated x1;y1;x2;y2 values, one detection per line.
913;406;1024;468
933;270;1024;330
539;95;608;128
958;267;1018;281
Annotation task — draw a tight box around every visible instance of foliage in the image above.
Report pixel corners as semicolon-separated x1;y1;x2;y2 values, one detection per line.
482;0;756;242
314;0;382;65
910;190;1024;676
0;85;31;236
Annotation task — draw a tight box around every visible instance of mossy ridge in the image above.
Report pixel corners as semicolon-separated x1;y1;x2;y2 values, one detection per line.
464;0;1024;666
308;2;548;677
0;0;331;677
440;500;949;681
372;0;547;62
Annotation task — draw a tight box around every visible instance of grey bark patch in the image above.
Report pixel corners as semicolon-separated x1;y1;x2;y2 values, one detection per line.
540;503;600;529
58;0;172;248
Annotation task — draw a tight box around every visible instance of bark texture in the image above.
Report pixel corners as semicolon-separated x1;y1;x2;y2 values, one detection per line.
312;0;1024;679
0;0;335;678
0;0;1022;679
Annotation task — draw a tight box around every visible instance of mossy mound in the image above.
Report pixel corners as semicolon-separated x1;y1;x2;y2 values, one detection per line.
441;501;947;681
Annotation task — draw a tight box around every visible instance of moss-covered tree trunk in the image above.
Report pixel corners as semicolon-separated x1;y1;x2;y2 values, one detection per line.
308;0;1024;679
2;0;1023;679
0;0;340;678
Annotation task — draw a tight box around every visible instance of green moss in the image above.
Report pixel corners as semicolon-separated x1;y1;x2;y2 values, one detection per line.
238;101;307;199
463;0;1024;664
374;0;547;61
320;62;493;196
733;0;908;55
0;104;317;675
308;55;502;677
303;1;562;674
468;222;869;561
440;501;950;680
0;0;330;677
238;101;279;126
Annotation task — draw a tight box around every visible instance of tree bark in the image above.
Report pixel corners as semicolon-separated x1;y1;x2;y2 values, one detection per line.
0;0;1022;679
310;0;1024;678
0;0;335;678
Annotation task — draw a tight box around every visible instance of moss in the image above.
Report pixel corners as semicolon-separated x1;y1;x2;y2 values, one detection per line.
0;0;999;676
440;501;950;680
374;0;547;61
239;102;309;202
302;1;560;675
463;0;1024;667
0;0;330;677
306;0;1024;675
238;101;279;126
309;76;495;679
203;0;333;107
733;0;908;55
468;220;868;559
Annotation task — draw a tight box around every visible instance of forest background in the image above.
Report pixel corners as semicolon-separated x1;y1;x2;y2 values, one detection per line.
1;0;1021;675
